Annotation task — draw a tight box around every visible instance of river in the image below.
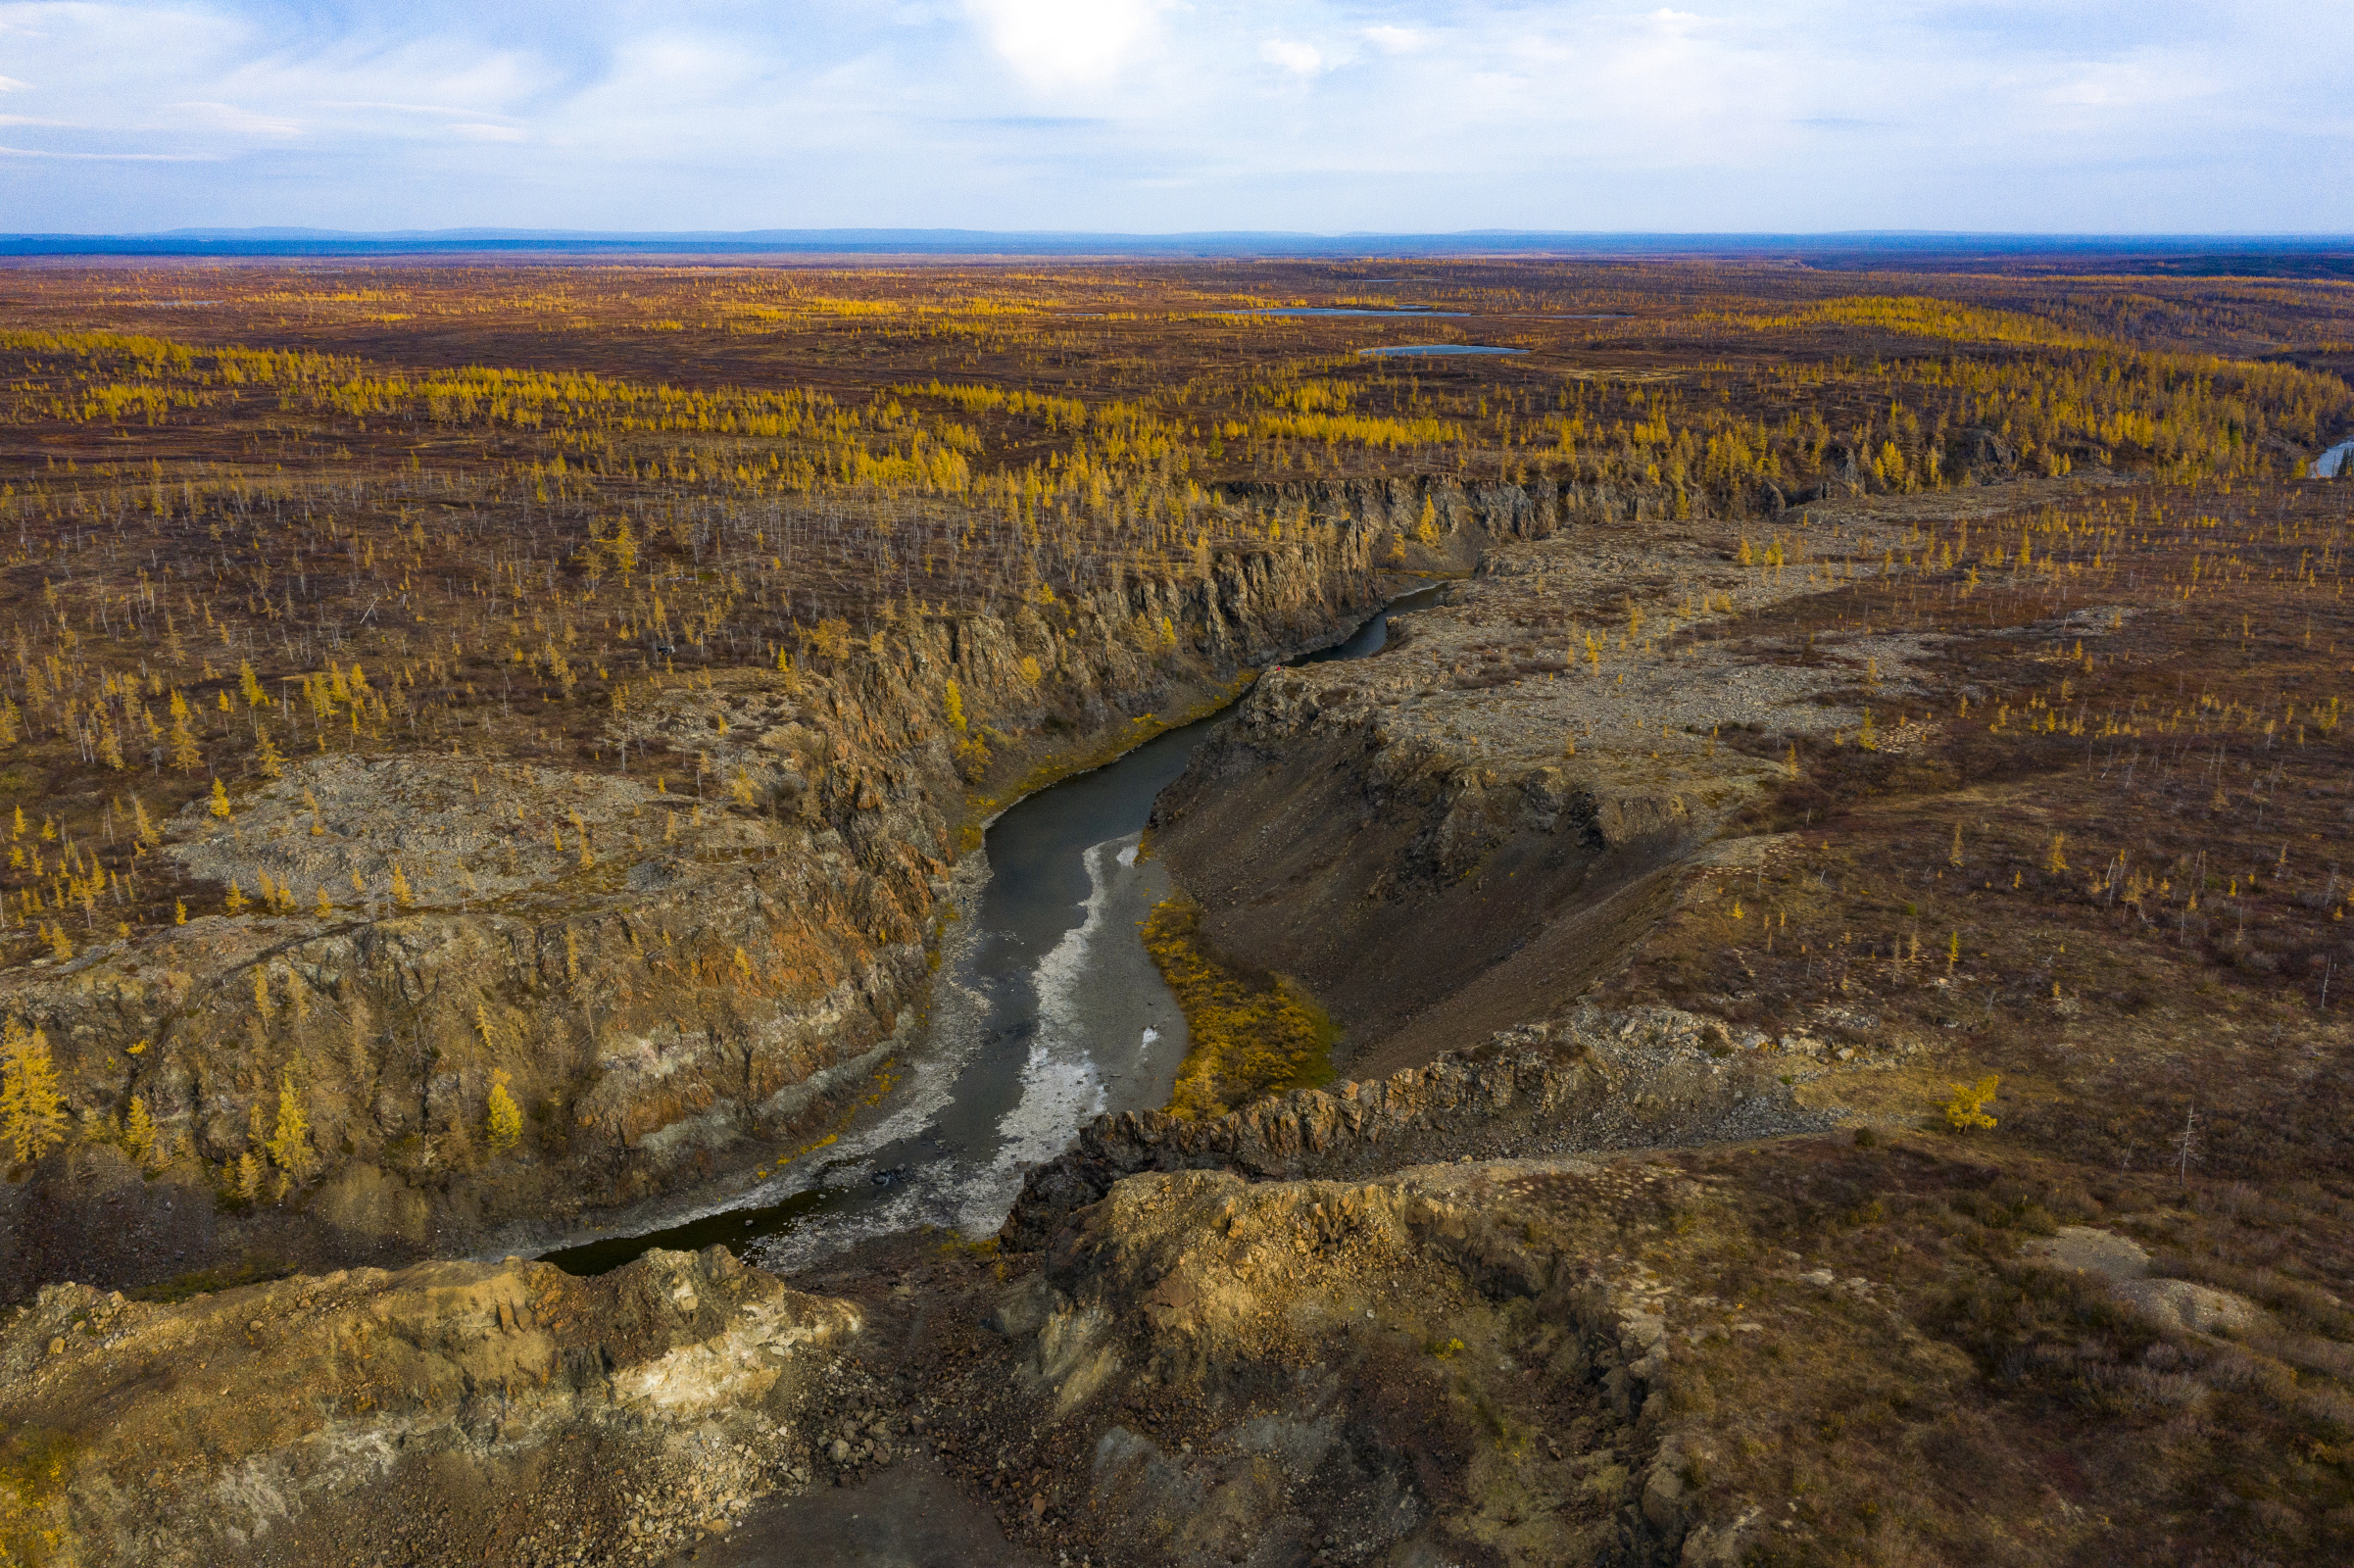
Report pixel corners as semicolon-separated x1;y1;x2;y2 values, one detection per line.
543;583;1446;1275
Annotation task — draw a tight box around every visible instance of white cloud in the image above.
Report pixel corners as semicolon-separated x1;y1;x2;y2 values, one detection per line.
167;100;301;137
0;142;216;161
1259;36;1323;74
964;0;1161;89
2044;58;2213;110
0;1;2350;233
313;101;517;119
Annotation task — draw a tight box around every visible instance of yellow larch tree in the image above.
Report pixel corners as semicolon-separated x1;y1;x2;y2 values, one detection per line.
1;1018;68;1166
485;1069;522;1154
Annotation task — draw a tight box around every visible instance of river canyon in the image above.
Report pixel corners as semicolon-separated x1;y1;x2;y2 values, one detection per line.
4;255;2353;1568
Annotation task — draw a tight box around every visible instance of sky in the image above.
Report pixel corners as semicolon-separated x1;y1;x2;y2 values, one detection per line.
1;1;2349;235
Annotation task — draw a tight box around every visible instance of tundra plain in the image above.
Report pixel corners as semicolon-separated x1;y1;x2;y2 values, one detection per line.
1;254;2352;1568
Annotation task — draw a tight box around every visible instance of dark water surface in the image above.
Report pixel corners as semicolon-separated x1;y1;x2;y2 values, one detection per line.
544;585;1445;1276
1356;344;1529;357
1223;307;1467;318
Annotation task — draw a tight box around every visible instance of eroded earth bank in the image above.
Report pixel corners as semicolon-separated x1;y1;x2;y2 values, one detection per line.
11;474;2354;1568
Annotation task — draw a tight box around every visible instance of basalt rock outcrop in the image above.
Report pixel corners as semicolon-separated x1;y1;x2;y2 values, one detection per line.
1229;466;1805;548
0;1246;858;1567
1002;1008;1833;1251
977;1155;1764;1568
1148;506;1958;1075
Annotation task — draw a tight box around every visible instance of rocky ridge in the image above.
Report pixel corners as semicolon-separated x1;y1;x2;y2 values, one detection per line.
0;1118;1777;1568
0;1246;858;1567
1001;1005;1837;1250
969;1150;1782;1567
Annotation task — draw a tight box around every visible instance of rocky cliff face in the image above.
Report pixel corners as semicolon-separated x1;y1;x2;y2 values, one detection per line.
0;1143;1772;1568
1;523;1385;1298
1224;467;1790;550
1148;655;1753;1076
974;1155;1761;1568
1148;503;1946;1076
1002;1005;1832;1251
0;1247;858;1567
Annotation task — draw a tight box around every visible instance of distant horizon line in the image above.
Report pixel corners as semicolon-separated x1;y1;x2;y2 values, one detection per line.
3;226;2353;261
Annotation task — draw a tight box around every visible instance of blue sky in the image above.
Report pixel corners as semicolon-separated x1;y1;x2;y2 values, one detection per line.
2;1;2348;234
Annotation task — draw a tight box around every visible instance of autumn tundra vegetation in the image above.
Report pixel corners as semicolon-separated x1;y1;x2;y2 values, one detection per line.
0;263;2340;968
0;254;2352;1567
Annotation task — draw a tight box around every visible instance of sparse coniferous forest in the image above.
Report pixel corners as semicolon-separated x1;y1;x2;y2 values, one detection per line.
0;261;2345;956
3;254;2354;1568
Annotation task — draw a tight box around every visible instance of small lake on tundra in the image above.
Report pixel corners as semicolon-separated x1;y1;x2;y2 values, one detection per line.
1356;344;1529;358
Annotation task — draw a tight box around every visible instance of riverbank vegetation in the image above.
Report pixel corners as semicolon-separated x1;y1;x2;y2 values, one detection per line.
1141;894;1337;1118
